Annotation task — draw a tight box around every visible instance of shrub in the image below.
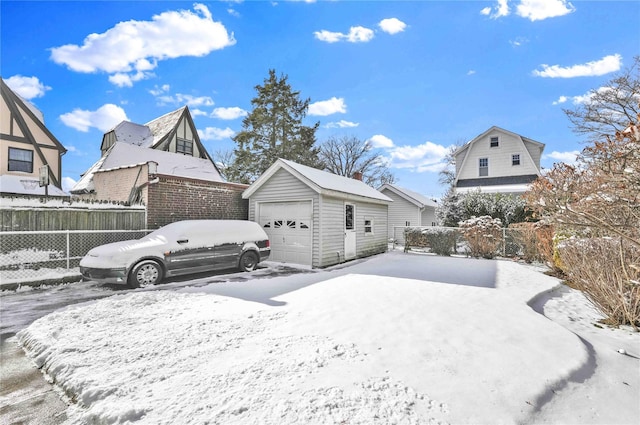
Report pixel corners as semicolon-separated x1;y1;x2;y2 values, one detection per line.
559;237;640;329
459;216;503;259
424;228;458;256
403;227;458;256
507;222;555;264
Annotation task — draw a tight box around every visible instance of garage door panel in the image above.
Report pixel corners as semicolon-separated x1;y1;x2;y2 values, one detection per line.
259;201;312;266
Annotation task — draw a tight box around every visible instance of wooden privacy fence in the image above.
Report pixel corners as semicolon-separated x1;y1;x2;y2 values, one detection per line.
0;207;147;231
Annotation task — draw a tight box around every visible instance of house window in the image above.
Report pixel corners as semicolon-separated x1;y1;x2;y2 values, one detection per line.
405;221;411;227
364;219;373;234
479;158;488;177
8;148;34;173
176;138;193;155
512;154;521;166
490;137;499;148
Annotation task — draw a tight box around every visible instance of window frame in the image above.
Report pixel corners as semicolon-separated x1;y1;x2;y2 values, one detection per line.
490;136;499;148
176;137;193;155
8;147;34;173
479;157;489;177
364;218;373;234
512;154;521;166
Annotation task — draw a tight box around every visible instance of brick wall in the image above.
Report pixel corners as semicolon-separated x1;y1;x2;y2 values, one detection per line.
146;176;248;229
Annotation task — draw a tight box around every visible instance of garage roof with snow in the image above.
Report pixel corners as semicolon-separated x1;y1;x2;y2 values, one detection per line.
243;159;392;203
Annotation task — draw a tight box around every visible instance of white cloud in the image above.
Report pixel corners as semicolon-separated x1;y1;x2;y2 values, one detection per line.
325;120;359;129
191;109;209;117
50;4;235;86
481;0;510;19
482;0;575;21
516;0;575;21
313;30;344;43
314;26;374;43
211;107;248;120
467;70;476;76
552;95;568;105
347;26;375;43
308;97;346;116
149;84;171;96
198;126;235;141
62;177;77;193
509;37;529;47
60;104;128;133
378;18;407;35
368;135;394;149
533;54;622;78
544;150;580;165
4;75;51;99
155;92;215;107
386;142;451;173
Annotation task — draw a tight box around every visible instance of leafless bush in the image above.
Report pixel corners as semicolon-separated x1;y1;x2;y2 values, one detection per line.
459;216;503;259
559;237;640;329
508;222;555;264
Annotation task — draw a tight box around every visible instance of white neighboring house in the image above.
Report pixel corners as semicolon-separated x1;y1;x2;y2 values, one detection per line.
378;184;437;240
453;126;545;195
243;158;392;268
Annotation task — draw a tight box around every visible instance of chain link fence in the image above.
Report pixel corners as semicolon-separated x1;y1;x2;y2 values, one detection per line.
392;226;541;260
0;230;151;286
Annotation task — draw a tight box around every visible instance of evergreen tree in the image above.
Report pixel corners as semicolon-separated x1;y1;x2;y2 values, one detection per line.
226;69;322;183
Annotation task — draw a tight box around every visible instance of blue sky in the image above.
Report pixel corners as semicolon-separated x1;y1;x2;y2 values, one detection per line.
2;0;638;198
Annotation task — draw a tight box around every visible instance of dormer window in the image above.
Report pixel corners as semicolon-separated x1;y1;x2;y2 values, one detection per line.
490;136;499;148
176;138;193;155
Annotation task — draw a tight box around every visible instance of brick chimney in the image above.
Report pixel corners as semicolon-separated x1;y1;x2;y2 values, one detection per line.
352;171;363;181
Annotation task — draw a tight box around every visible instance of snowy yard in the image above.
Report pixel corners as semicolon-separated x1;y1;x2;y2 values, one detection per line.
16;252;640;424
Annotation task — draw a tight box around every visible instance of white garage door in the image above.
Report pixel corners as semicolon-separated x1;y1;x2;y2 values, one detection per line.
259;201;312;266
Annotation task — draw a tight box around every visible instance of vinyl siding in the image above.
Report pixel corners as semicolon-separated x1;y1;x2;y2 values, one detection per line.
458;130;539;180
318;196;345;267
421;206;437;227
355;202;388;258
524;140;542;168
380;188;421;239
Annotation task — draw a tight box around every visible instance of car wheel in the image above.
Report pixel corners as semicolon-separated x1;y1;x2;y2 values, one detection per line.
129;260;163;288
239;251;258;272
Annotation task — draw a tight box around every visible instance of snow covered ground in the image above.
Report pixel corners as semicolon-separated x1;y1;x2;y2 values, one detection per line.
15;252;640;424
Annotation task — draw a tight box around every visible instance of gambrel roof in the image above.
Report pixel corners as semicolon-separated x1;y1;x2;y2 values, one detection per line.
453;125;544;187
243;158;392;204
454;126;544;157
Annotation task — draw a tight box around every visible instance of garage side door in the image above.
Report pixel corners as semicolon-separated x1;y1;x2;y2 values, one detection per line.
259;201;312;266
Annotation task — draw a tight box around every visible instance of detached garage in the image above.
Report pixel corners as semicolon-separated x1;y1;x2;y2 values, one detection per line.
243;159;392;268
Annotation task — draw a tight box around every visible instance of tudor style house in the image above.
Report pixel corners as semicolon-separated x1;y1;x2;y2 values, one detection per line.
453;126;545;194
0;78;68;197
70;106;248;228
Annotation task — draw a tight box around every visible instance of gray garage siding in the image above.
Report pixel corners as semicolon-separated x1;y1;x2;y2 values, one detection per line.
318;196;345;267
380;188;421;238
355;202;388;258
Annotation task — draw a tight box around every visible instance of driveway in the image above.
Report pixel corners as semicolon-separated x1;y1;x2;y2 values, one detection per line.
0;251;497;424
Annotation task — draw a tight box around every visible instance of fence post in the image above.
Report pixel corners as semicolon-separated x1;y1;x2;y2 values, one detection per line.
66;230;70;269
503;228;506;257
